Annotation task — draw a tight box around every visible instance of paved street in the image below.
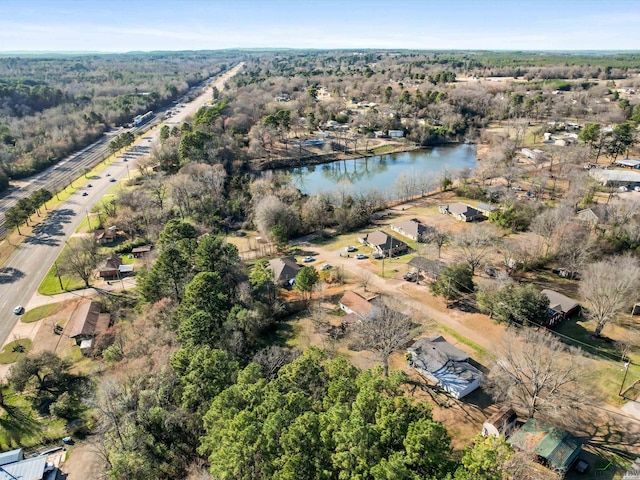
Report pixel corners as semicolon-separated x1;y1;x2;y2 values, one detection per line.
0;64;243;346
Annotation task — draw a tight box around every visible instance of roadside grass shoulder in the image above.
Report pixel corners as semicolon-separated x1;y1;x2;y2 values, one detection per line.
38;262;85;296
0;339;33;364
21;302;65;324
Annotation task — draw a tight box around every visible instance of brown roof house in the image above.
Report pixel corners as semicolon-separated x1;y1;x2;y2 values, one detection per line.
439;203;483;222
390;219;432;242
131;245;153;257
358;231;408;257
339;290;381;325
268;256;301;286
67;300;110;354
94;226;123;245
98;255;123;279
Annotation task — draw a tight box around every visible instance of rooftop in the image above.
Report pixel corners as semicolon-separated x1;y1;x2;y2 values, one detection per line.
508;418;582;472
340;291;376;317
541;289;579;314
590;169;640;183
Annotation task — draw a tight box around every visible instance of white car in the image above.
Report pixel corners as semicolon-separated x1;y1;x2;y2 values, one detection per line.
346;246;357;252
303;256;314;263
13;305;24;315
320;263;332;271
355;254;368;260
634;186;640;192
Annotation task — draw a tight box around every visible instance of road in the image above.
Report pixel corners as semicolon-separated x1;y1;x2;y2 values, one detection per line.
0;65;236;237
0;63;243;346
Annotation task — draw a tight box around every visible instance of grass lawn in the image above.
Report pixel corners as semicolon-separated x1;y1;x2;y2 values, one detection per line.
0;387;67;450
0;339;32;364
38;263;86;296
20;302;65;324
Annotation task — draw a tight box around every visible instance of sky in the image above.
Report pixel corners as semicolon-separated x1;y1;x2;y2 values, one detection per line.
1;0;640;52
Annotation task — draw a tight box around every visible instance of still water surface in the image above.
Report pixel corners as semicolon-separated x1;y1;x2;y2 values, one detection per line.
272;144;477;197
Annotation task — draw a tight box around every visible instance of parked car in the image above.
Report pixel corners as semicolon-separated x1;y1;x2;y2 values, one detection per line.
303;256;314;263
346;246;357;252
512;185;523;191
13;305;24;315
320;263;332;271
372;253;384;259
403;271;418;282
82;192;89;196
106;173;111;176
484;267;497;277
110;178;116;182
634;186;640;192
355;254;368;260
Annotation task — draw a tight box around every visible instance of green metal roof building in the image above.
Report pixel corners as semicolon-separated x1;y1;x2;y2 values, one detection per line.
508;418;582;475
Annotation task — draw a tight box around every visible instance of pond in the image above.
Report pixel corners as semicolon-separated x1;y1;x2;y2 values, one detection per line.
271;144;477;198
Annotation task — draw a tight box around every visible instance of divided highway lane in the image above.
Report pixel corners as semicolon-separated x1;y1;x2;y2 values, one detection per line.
0;63;244;346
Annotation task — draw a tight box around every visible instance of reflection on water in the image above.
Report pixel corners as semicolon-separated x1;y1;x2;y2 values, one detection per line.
270;144;477;196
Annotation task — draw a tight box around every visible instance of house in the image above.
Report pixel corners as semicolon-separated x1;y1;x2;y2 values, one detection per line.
268;256;301;286
339;291;379;325
388;129;404;138
481;407;518;438
521;148;545;161
407;335;483;399
623;458;640;479
94;226;122;245
358;231;408;257
0;448;51;480
576;208;600;225
407;256;445;283
67;301;110;349
439;203;483;222
390;218;431;241
541;289;580;326
508;418;582;475
476;203;497;216
131;245;153;257
98;255;123;279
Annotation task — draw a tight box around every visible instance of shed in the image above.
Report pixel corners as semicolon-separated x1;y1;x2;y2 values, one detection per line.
118;264;134;274
482;407;518;438
614;159;640;169
131;245;152;257
388;129;404;138
407;336;482;399
508;418;582;474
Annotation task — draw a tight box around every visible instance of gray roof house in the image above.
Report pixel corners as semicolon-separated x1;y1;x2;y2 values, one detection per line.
390;219;432;242
407;335;483;399
359;231;408;256
408;256;445;282
268;256;302;286
541;289;580;326
439;203;483;222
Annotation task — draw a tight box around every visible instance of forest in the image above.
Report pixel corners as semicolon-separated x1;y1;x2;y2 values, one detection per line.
4;49;640;479
0;51;239;187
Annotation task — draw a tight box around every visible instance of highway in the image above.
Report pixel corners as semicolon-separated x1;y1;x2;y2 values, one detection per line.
0;66;233;237
0;63;243;346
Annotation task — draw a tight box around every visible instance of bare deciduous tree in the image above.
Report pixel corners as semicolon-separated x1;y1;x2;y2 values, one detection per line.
580;255;640;337
422;227;451;259
59;236;104;288
486;328;589;421
354;299;415;376
454;224;500;275
254;195;300;242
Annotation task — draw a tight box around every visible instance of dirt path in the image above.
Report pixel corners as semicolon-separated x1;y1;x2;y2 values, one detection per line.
60;437;107;480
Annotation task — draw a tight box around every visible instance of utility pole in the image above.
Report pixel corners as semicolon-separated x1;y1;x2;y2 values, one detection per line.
85;209;92;230
619;361;631;397
54;261;64;291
